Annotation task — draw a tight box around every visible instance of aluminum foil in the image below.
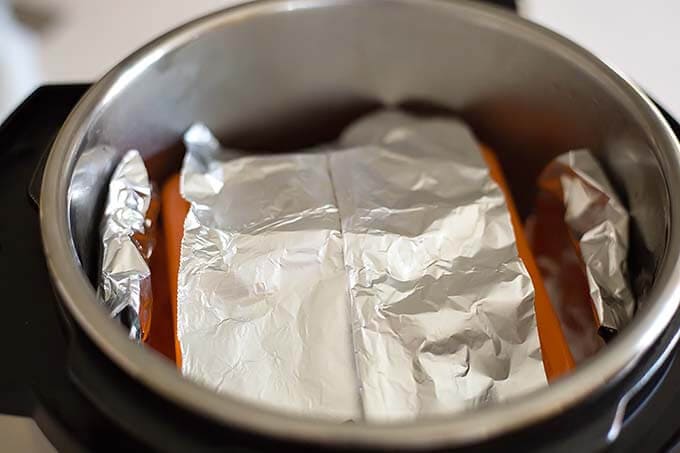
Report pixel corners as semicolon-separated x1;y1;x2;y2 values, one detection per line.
525;193;604;363
178;124;361;421
537;150;635;333
336;112;546;421
98;149;155;341
177;113;547;422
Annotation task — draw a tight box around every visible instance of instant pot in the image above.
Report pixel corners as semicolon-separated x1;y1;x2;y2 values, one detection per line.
2;0;680;451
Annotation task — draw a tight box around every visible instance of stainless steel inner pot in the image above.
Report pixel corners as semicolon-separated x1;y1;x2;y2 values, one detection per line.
39;0;680;448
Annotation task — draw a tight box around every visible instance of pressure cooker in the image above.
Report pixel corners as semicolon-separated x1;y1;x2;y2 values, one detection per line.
2;0;680;451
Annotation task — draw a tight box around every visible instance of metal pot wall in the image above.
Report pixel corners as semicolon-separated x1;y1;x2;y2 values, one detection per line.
37;0;680;449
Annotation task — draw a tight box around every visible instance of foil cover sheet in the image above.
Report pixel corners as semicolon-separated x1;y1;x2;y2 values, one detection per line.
98;150;155;341
336;112;546;421
177;113;547;422
537;150;634;332
178;124;360;420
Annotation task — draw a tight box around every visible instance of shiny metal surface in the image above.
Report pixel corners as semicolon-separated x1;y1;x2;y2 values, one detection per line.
176;114;546;422
97;150;155;341
178;124;360;420
336;111;545;421
538;150;634;332
39;0;680;448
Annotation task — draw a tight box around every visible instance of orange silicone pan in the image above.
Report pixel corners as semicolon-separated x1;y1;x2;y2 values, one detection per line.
160;147;575;379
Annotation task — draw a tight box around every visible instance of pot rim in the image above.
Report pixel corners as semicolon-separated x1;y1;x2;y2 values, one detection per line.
39;0;680;448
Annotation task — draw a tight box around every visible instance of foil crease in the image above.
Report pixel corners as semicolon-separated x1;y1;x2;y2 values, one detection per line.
98;150;154;341
177;113;547;422
538;150;635;332
336;112;546;421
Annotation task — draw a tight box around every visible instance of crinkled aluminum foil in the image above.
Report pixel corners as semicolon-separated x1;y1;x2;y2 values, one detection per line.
336;112;546;421
98;149;155;341
537;150;635;333
177;113;547;422
525;193;604;363
178;124;361;420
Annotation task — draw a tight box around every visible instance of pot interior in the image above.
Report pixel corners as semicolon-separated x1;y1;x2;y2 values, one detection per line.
62;0;671;427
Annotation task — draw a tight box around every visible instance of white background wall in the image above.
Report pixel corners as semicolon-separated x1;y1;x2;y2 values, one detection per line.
521;0;680;120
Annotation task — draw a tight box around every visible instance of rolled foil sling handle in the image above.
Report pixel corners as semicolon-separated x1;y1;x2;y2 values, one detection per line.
537;151;635;335
98;150;158;342
525;151;635;362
